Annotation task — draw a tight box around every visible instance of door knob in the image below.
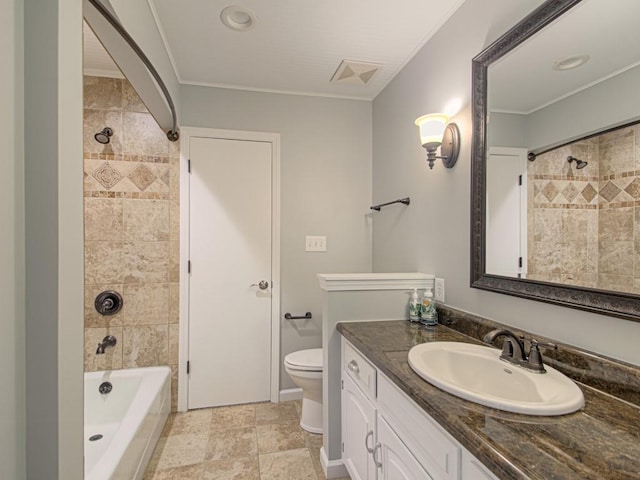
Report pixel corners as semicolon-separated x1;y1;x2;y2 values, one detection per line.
250;280;269;290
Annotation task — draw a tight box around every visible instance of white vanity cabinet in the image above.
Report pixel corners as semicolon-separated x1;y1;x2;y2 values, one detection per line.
377;415;432;480
342;342;378;480
342;339;499;480
342;374;377;480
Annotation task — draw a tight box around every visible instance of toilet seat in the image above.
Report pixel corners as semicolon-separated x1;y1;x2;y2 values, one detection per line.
284;348;323;372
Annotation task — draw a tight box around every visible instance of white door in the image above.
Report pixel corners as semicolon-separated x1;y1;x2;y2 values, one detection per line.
486;147;527;278
188;136;273;409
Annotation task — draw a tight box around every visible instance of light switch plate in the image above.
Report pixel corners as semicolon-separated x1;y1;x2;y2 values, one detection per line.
435;278;445;302
305;235;326;252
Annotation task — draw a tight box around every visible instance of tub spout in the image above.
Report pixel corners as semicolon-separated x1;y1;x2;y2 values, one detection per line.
96;335;117;354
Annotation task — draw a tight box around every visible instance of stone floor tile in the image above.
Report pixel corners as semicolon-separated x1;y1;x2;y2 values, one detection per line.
210;403;257;431
144;462;204;480
255;401;299;425
293;399;302;416
153;433;209;470
257;423;306;454
205;427;258;461
258;448;318;480
309;447;324;479
201;456;260;480
162;408;213;436
304;430;324;449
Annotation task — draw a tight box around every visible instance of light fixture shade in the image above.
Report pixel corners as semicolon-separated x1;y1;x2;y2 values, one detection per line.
415;113;449;147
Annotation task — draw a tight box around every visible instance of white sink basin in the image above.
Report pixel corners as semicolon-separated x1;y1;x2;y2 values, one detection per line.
408;342;584;416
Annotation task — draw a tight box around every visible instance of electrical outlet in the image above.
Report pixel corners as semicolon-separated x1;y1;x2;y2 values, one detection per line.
434;278;445;302
305;235;327;252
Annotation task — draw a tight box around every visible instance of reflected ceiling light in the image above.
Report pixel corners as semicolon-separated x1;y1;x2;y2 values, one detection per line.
552;54;590;71
415;113;460;170
220;5;257;31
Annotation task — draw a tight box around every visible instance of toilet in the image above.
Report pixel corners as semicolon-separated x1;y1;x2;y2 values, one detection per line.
284;348;323;434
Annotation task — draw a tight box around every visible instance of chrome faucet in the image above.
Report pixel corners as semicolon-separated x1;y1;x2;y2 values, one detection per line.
482;329;556;373
96;335;117;354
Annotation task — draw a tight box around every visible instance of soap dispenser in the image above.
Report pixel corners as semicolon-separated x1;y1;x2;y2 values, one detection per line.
409;289;420;322
420;287;438;326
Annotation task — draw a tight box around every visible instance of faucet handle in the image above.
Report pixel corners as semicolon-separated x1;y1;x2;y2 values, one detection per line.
526;340;557;373
531;339;557;350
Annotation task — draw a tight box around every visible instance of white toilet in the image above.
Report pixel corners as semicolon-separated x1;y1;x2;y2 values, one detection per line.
284;348;323;434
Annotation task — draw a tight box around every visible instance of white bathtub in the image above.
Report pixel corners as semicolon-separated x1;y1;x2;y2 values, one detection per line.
84;366;171;480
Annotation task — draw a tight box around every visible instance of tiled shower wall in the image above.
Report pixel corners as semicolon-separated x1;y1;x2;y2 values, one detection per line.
528;124;640;294
83;76;180;408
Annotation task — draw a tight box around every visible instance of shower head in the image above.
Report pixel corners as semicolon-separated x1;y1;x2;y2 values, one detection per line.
567;155;588;169
94;127;113;145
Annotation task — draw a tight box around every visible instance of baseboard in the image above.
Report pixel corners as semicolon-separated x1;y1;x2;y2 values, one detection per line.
320;447;348;479
279;388;302;402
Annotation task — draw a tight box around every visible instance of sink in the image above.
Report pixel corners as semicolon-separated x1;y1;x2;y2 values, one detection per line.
408;342;584;415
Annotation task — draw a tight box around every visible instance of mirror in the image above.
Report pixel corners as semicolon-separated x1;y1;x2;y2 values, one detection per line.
471;0;640;322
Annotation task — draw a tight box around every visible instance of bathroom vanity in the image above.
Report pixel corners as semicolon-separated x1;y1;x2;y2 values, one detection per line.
342;338;498;480
337;317;640;480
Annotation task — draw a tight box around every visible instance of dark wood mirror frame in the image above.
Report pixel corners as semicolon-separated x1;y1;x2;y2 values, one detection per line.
470;0;640;322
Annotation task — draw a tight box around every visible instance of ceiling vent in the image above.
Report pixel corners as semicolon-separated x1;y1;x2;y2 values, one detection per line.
330;60;382;86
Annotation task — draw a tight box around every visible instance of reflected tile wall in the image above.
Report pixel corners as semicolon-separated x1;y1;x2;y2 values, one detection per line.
528;123;640;294
83;76;180;410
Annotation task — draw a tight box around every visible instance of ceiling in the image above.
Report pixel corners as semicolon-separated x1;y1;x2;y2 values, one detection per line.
488;0;640;114
84;0;466;100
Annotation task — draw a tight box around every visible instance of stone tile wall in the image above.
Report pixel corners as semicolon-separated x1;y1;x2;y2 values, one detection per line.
83;76;180;408
528;124;640;294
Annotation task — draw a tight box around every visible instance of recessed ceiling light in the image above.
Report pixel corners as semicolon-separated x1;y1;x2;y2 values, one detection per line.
220;5;257;32
552;54;590;71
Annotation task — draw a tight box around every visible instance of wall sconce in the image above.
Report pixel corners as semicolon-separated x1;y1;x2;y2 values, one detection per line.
414;113;460;169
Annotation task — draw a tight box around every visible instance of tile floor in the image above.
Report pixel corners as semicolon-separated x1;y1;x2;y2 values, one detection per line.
144;400;351;480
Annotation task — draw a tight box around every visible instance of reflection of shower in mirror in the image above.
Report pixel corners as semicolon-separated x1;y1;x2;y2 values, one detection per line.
567;155;588;169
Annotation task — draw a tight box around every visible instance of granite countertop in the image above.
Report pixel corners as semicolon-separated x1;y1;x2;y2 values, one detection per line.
337;319;640;480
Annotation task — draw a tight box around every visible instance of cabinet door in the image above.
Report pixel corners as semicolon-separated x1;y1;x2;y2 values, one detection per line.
377;416;432;480
342;375;377;480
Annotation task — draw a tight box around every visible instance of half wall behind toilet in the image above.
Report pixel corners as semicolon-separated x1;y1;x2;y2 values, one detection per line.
82;75;180;409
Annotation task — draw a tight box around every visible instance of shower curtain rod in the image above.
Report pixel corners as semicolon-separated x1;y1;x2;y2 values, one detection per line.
88;0;180;142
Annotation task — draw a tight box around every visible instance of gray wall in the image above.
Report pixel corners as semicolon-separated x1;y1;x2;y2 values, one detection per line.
372;0;640;366
526;64;640;151
489;65;640;152
1;1;25;479
180;85;373;389
24;0;84;478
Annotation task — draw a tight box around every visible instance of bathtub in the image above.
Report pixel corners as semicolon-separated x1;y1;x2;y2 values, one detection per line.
84;366;171;480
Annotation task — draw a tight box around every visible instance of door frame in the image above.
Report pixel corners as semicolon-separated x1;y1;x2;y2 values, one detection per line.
177;126;281;411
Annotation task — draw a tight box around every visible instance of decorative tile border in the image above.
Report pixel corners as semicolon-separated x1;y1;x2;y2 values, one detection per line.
84;158;170;194
532;173;599;181
84;191;170;200
598;199;640;209
84;152;170;164
534;203;597;209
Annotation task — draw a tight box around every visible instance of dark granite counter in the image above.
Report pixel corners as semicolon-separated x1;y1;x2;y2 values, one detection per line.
337;313;640;480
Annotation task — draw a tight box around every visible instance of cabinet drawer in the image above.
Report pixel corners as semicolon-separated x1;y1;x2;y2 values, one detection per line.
378;373;460;480
344;341;377;399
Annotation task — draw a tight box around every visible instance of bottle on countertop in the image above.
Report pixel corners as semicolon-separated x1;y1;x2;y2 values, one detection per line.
409;289;420;322
420;287;438;326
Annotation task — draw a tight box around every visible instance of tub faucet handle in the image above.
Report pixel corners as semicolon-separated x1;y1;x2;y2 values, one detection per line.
96;335;117;354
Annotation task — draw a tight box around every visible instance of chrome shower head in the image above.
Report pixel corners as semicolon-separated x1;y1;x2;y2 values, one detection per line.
567;155;588;169
94;127;113;144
